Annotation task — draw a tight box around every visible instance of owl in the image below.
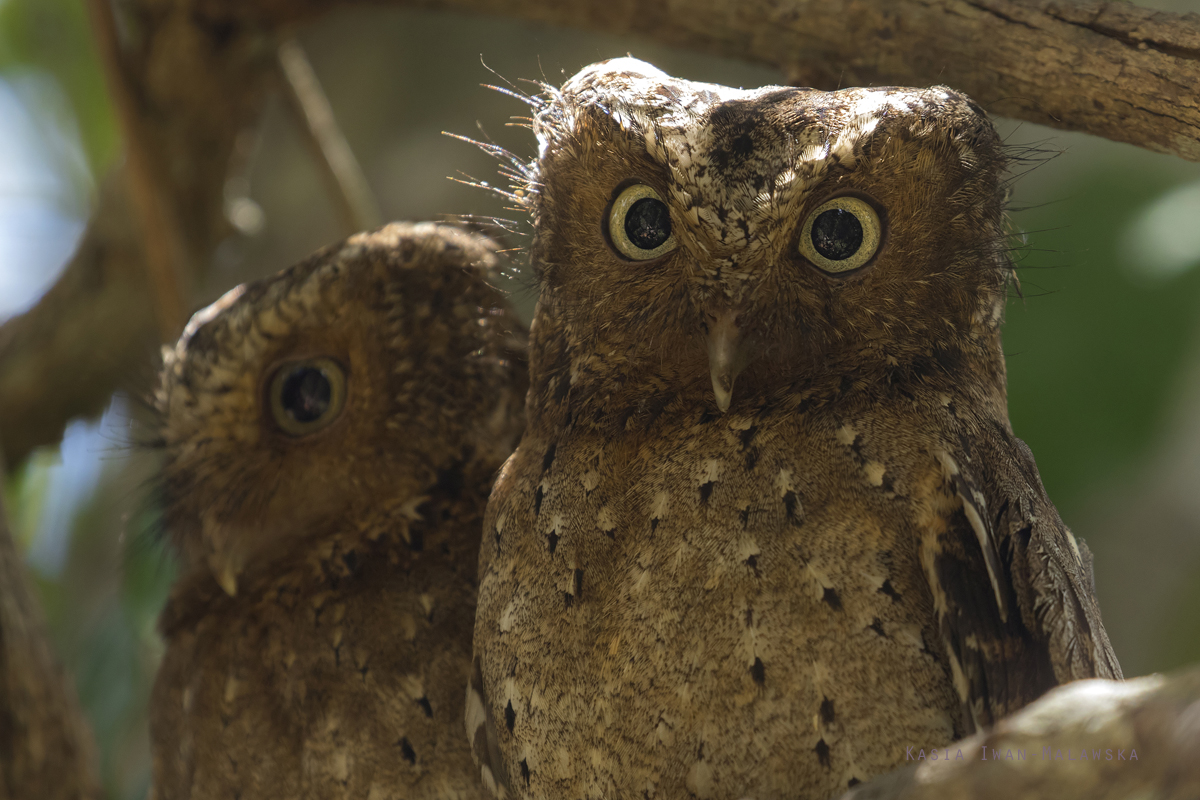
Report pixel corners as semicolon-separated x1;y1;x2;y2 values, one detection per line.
469;58;1122;800
149;222;525;800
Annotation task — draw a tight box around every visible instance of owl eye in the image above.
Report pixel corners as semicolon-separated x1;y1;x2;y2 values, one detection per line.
799;196;882;274
267;358;347;436
607;184;677;261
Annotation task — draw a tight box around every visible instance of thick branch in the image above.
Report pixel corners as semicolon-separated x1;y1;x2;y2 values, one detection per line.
840;668;1200;800
0;177;157;470
202;0;1200;163
0;464;100;800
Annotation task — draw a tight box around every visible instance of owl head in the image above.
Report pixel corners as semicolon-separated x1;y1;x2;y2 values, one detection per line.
520;58;1013;414
155;222;525;596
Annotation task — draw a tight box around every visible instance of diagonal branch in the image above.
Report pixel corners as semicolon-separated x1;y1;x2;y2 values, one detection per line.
0;176;158;472
277;37;383;234
0;459;101;800
201;0;1200;163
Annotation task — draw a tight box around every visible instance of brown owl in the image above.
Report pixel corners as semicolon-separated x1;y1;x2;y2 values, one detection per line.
470;58;1122;800
149;222;525;800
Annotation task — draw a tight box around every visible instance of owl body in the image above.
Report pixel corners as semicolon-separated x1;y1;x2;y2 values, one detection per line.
152;502;484;800
479;375;968;798
151;223;525;800
471;60;1120;799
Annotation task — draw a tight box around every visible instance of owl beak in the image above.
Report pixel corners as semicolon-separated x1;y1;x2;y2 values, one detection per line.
202;518;245;597
705;311;751;413
207;552;241;597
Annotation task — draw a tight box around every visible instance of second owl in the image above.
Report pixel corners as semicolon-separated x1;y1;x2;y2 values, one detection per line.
151;223;525;800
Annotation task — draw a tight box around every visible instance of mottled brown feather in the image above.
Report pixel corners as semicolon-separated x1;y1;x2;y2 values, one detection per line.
924;423;1121;730
150;222;526;800
471;59;1120;800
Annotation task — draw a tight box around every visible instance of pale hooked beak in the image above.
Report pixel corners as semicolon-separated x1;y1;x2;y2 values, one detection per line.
208;550;242;597
705;311;753;413
202;515;245;597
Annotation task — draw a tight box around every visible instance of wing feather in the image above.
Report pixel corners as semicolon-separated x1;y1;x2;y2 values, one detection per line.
921;424;1121;733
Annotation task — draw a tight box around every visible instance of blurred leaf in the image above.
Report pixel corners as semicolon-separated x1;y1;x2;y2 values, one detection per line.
1005;167;1200;519
3;452;54;551
122;509;174;644
55;469;170;800
0;0;115;174
1156;560;1200;671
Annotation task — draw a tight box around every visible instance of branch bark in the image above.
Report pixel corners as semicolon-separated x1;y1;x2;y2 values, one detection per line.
202;0;1200;162
86;0;192;341
0;462;100;800
0;176;156;472
840;667;1200;800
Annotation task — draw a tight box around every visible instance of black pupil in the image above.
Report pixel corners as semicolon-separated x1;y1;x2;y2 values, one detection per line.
811;208;864;262
280;366;331;423
624;197;672;251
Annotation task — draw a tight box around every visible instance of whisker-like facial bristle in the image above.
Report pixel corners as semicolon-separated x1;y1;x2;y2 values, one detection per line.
449;173;527;205
445;213;526;236
1006;198;1068;214
482;83;544;110
443;132;537;184
128;474;172;549
1001;139;1062;188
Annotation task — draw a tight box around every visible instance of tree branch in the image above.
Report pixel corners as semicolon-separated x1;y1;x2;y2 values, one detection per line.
277;37;382;234
0;460;101;800
0;177;157;471
85;0;191;341
204;0;1200;163
840;667;1200;799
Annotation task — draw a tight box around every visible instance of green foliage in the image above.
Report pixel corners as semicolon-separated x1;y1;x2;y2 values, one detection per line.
0;0;114;174
3;448;53;550
15;450;174;800
1006;163;1200;516
1158;569;1200;671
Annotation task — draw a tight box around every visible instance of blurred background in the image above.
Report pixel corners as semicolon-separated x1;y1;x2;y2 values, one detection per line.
2;0;1199;797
